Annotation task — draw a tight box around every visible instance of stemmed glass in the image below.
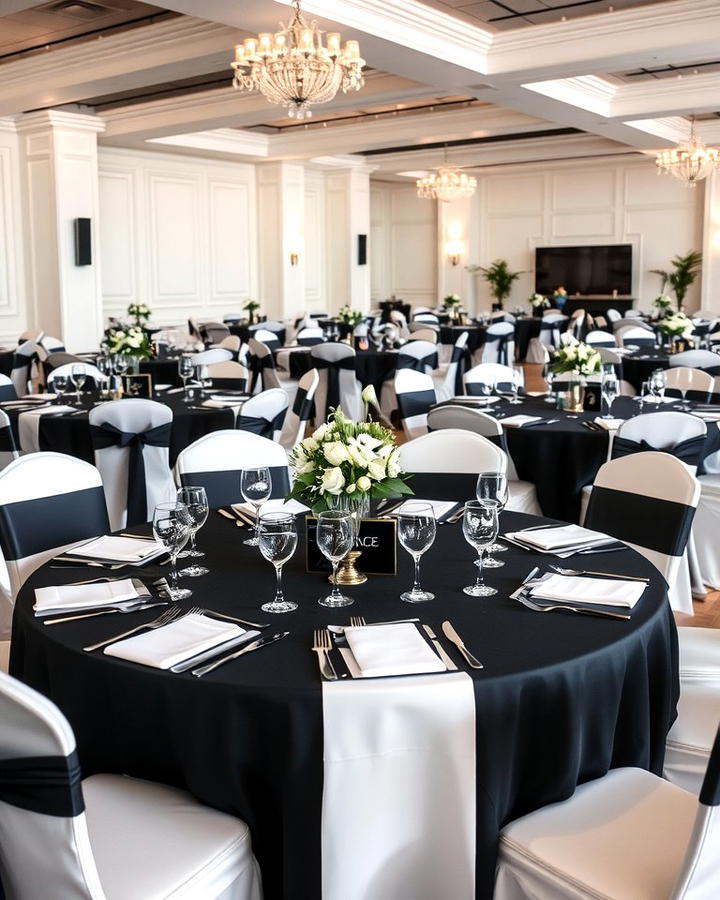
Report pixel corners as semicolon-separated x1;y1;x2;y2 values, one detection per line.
476;472;507;564
544;368;556;404
52;374;68;404
601;369;618;419
241;467;272;546
113;354;129;379
70;365;86;407
178;356;194;401
258;512;298;613
96;356;112;398
509;366;524;404
176;486;209;577
397;501;436;603
316;510;354;608
152;501;193;601
462;501;499;597
649;369;666;404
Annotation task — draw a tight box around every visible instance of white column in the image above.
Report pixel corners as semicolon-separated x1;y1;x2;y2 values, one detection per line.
17;110;105;352
701;172;720;313
437;193;479;315
257;162;305;322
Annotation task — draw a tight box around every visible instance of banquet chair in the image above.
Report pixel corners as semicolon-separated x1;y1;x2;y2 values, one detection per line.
251;328;281;353
481;322;515;365
279;368;319;449
47;362;105;392
526;314;565;363
426;405;542;514
464;363;517;396
585;329;617;348
0;670;263;900
397;340;438;374
605;307;622;323
310;343;362;423
584;452;700;615
664;366;714;401
247;339;282;394
38;334;65;355
669;350;720;375
175;430;290;508
432;330;469;401
192;348;233;370
89;399;176;531
407;328;439;344
208;361;248;392
395;369;437;440
17;328;44;345
217;334;242;357
236;389;289;441
0;374;17;402
250;320;286;348
296;327;325;347
10;338;43;397
223;312;244;324
495;722;720;900
413;312;440;326
0;410;18;471
618;326;656;349
202;321;230;345
399;429;507;500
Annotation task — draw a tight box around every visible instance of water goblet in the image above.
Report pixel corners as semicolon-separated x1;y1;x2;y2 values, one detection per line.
316;510;354;608
509;366;524;404
152;501;193;601
397;502;436;603
113;354;129;378
70;365;87;407
258;512;298;613
52;374;68;404
96;356;112;398
462;501;499;597
476;471;507;562
241;467;272;546
178;356;194;400
176;486;209;576
649;369;666;404
601;370;618;419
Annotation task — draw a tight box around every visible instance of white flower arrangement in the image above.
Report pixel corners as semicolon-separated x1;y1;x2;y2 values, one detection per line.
127;302;151;324
652;294;673;316
103;325;153;360
288;407;413;513
338;306;364;327
530;293;550;309
659;311;694;339
552;335;602;376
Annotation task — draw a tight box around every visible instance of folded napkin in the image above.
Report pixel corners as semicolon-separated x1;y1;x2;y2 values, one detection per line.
500;415;543;428
21;393;57;401
450;395;500;404
506;524;614;552
104;613;244;669
202;398;245;409
19;406;75;452
65;535;164;563
391;499;457;520
530;573;646;609
525;391;549;398
344;623;446;678
593;417;624;431
232;498;309;518
34;578;145;616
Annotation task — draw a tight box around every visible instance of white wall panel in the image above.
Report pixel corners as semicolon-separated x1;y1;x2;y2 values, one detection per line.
487;174;543;213
304;172;326;310
98;171;135;305
209;180;251;301
149;175;199;302
552;170;614;210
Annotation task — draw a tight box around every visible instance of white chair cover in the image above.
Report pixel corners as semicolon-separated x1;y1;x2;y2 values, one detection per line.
192;348;233;370
208;361;248;391
481;322;515;365
670;351;720;374
237;388;289;441
585;329;617;347
464;363;517;396
665;682;720;796
407;328;439;344
247;339;282;394
310;343;361;423
218;335;242;355
664;367;714;397
279;369;319;450
618;326;656;349
47;362;105;392
693;475;720;591
0;409;18;472
296;327;325;347
606;307;622;322
433;331;469;401
252;328;281;353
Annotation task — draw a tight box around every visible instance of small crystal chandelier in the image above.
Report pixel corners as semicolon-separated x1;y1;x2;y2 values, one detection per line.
655;116;720;187
417;147;477;202
231;0;365;120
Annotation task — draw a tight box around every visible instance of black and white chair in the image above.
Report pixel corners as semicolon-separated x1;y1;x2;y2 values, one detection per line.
236;389;289;441
426;405;542;514
585;329;617;348
217;334;242;357
669;350;720;376
605;307;622;323
207;361;249;392
0;374;16;402
310;343;362;422
664;366;714;402
247;339;282;394
395;369;436;440
664;680;720;796
175;430;290;509
397;340;438;374
618;326;656;349
399;429;506;500
585;452;700;615
47;362;105;392
251;328;281;354
10;338;43;397
481;321;514;365
0;670;263;900
432;331;469;401
89;399;176;531
201;321;230;345
279;368;319;450
0;410;18;471
407;327;439;344
38;334;65;355
464;363;517;396
191;348;233;372
296;327;325;347
413;312;440;326
495;722;720;900
525;314;566;363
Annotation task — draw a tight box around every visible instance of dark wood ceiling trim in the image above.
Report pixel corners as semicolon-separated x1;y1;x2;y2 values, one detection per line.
360;127;581;156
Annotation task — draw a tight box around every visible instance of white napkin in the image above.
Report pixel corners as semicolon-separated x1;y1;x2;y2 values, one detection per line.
21;393;57;401
507;524;614;552
233;499;309;517
391;499;456;520
344;623;446;678
18;406;75;451
202;398;245;408
451;395;500;404
500;415;543;428
66;535;164;563
104;613;244;669
34;578;143;616
593;417;624;431
530;574;646;609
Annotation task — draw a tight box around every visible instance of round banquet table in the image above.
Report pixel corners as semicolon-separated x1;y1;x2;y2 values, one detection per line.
439;324;485;355
9;511;678;900
621;349;671;392
138;356;186;388
5;392;234;466
288;347;407;396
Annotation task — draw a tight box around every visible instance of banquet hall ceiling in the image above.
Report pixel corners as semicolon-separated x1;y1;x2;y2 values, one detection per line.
0;0;718;177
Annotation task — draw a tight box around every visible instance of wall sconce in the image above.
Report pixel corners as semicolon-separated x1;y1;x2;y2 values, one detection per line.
290;252;300;266
446;238;464;266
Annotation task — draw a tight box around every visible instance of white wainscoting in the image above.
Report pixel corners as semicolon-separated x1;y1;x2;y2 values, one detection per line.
98;147;257;325
0;123;28;345
304;169;327;312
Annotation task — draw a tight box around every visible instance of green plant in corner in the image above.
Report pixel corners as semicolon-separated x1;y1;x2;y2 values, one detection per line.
471;259;525;309
650;250;702;310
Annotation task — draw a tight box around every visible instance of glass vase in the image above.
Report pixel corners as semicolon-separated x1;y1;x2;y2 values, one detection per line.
325;494;370;585
565;374;586;413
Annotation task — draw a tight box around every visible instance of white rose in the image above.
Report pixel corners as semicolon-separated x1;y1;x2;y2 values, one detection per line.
367;458;386;480
357;432;383;451
346;483;356;494
313;424;328;441
377;444;392;459
387;448;401;478
346;444;369;469
357;476;371;492
320;466;345;495
303;437;318;453
324;441;350;466
361;384;378;407
297;460;315;475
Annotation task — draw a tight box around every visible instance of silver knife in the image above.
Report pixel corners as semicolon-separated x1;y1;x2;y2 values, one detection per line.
422;625;457;670
191;631;288;677
441;621;484;670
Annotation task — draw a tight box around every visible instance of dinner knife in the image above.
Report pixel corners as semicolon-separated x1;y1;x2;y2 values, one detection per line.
191;631;288;677
441;621;484;670
422;625;457;671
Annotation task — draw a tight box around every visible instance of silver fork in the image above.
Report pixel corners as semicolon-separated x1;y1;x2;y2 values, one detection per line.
549;564;649;583
83;605;185;652
312;628;337;680
516;592;631;620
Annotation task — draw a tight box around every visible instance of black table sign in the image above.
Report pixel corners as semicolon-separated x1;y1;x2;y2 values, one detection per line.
305;516;397;575
583;383;601;412
122;373;153;398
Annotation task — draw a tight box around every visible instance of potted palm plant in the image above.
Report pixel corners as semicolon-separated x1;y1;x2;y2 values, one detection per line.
650;251;702;311
470;260;524;310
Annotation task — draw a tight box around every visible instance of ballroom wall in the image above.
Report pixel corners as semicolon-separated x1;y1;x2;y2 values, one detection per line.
0;122;29;346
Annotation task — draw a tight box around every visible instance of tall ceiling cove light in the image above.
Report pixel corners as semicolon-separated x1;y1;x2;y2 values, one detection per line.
655;116;720;187
417;147;477;202
231;0;365;119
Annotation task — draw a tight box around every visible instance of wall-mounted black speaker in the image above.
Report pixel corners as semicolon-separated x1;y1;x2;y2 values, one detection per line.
74;218;92;266
358;233;367;266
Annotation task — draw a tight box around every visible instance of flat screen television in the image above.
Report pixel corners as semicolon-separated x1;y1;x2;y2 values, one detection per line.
535;244;632;296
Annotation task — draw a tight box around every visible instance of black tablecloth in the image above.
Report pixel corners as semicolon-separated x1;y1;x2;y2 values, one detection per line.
439;325;485;355
514;318;541;361
289;348;403;395
139;357;186;388
10;511;677;900
622;350;670;392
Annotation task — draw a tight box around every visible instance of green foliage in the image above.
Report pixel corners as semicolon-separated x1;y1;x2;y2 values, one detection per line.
477;259;524;306
650;250;702;309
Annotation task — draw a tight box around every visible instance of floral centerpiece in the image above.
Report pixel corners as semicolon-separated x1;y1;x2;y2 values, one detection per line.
338;306;364;328
551;336;602;412
530;292;549;313
553;286;568;309
127;302;151;326
659;311;694;350
652;294;674;318
443;294;461;308
103;325;154;361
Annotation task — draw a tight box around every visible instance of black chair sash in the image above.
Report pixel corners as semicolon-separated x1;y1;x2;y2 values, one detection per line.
586;486;695;557
0;486;109;561
179;466;290;509
692;322;710;338
0;425;17;455
397;389;436;421
0;383;16;401
588;339;616;348
297;336;325;347
397;351;438;374
450;343;471;395
700;726;720;807
247;353;274;393
407;472;478;502
90;422;172;526
0;750;84;818
623;337;655;348
611;434;706;470
313;356;355;412
484;333;512;365
236;409;286;440
466;381;514;396
539;321;560;348
698;423;720;476
292;386;315;423
210;377;247;391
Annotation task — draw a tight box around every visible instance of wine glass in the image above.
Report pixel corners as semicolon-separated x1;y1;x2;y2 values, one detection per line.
476;472;507;563
152;501;193;601
96;356;112;398
176;486;209;577
649;369;666;404
545;368;556;404
601;370;618;419
240;467;272;546
52;374;68;404
508;366;524;404
397;501;436;603
178;356;194;400
113;354;129;378
316;510;354;608
462;501;499;597
70;365;87;407
258;512;298;613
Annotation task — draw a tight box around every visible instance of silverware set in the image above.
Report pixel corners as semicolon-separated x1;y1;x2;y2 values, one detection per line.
312;628;337;680
515;566;634;620
83;604;187;652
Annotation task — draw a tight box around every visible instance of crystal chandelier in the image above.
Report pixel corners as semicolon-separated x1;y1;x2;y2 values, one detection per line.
655;116;720;187
231;0;365;120
417;147;477;202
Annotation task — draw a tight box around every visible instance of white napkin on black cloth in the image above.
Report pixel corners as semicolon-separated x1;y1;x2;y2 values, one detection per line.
34;578;148;616
104;613;245;669
18;405;75;451
344;623;446;678
64;536;165;564
232;499;309;518
529;573;646;609
500;414;543;428
505;524;616;553
390;499;457;521
593;417;624;431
